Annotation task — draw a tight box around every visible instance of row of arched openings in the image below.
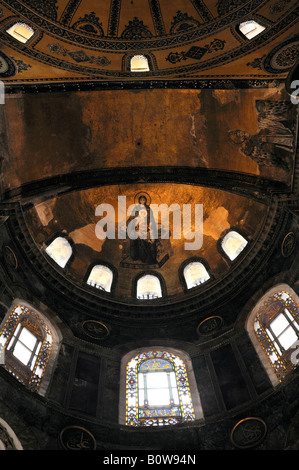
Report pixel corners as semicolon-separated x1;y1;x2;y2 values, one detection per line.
5;19;266;46
0;285;298;427
44;230;248;298
4;20;266;75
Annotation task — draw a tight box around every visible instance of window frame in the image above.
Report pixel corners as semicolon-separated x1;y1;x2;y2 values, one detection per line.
119;347;203;426
234;17;268;42
133;271;166;300
5;20;37;45
44;233;74;271
217;227;249;264
122;52;156;74
179;257;212;292
0;300;62;395
246;285;299;386
84;261;117;294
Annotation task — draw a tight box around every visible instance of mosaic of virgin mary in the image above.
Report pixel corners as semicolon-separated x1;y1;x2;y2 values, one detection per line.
127;194;158;264
120;192;172;268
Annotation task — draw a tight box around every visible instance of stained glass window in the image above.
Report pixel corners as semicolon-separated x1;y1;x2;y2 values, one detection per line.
183;261;210;289
87;265;113;292
125;350;195;426
221;230;248;261
253;290;299;382
136;274;162;299
0;304;53;392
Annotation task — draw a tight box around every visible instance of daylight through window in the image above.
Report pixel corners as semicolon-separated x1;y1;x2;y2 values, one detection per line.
136;274;162;299
87;265;113;292
6;22;35;43
126;350;195;426
183;261;210;289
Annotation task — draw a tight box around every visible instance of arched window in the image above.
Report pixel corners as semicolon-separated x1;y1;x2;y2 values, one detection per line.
136;274;162;299
239;20;265;40
122;349;201;427
221;230;248;261
130;55;150;72
45;236;72;268
6;22;35;43
246;285;299;385
86;264;113;292
183;261;210;289
0;301;61;394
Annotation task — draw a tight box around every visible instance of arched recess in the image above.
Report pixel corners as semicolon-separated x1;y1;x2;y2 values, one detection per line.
119;347;203;426
0;299;62;396
246;284;299;386
0;418;23;450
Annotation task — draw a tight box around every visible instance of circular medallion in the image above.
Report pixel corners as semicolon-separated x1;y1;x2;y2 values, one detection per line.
0;52;17;78
197;316;223;336
230;417;267;449
82;320;110;339
264;38;299;73
59;426;96;450
281;232;296;258
3;245;18;270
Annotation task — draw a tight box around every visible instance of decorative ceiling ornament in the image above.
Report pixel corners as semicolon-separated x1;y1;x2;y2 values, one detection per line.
0;51;16;78
21;0;58;21
81;320;110;340
264;37;299;73
197;316;223;336
216;0;245;16
72;11;104;36
121;17;153;40
170;10;201;34
3;245;18;270
230;417;267;449
59;426;96;450
281;232;296;258
166;39;226;64
48;43;110;66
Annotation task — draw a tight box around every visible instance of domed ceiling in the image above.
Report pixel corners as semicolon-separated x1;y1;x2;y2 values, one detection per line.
0;0;298;84
24;182;267;301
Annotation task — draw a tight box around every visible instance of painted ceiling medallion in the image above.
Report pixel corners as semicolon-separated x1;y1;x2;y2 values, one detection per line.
197;316;223;336
59;426;96;450
230;418;267;449
0;51;16;77
82;320;110;339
